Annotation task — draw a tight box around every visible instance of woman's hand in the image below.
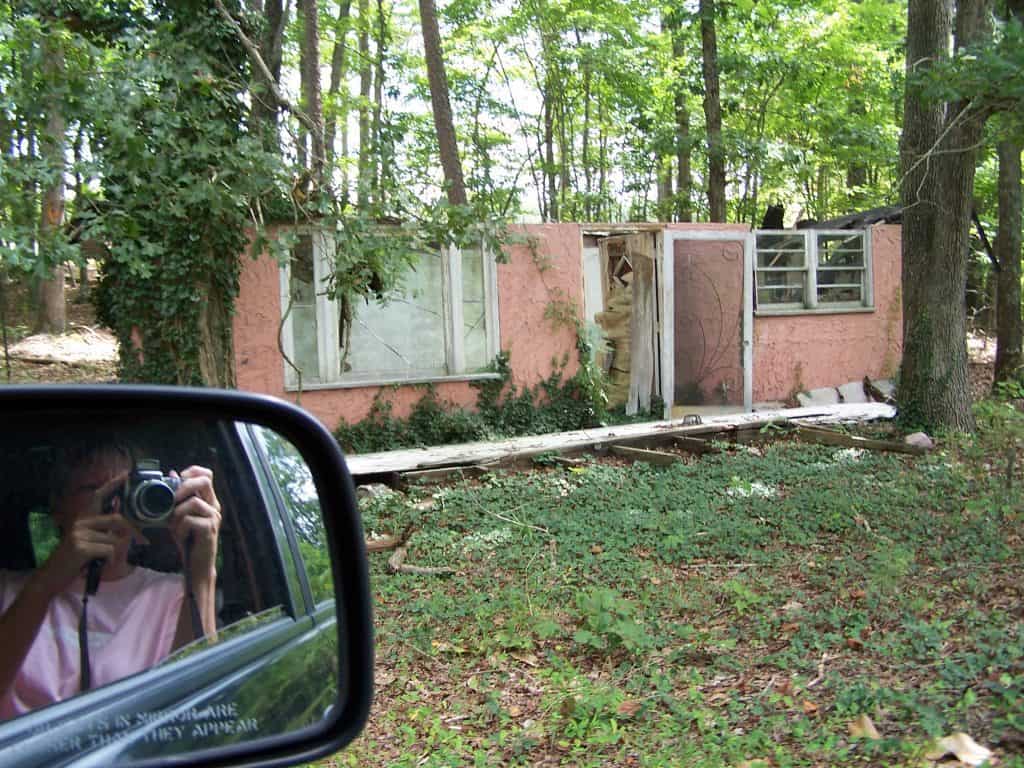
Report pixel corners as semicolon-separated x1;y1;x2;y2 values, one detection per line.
168;466;221;585
38;471;131;595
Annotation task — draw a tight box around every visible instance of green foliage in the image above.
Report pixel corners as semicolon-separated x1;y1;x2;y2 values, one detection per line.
87;2;285;384
335;334;608;453
351;409;1024;766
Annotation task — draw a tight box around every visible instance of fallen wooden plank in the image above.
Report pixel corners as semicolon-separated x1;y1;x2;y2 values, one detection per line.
609;444;681;466
398;464;493;487
792;424;926;456
345;403;897;477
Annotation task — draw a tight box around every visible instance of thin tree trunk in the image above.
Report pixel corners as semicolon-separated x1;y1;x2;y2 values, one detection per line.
325;0;353;172
419;0;468;206
371;0;387;205
700;0;725;222
673;26;692;223
298;0;325;188
251;0;288;153
357;0;372;207
37;24;66;334
898;0;990;431
994;139;1022;384
581;49;592;220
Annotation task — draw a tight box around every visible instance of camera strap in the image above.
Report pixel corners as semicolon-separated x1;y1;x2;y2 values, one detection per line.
78;586;93;692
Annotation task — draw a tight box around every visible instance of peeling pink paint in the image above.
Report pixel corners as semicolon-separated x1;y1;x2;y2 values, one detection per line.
752;225;903;402
233;222;902;428
233;224;583;429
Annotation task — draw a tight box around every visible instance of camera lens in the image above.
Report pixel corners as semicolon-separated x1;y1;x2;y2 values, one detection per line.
135;481;176;523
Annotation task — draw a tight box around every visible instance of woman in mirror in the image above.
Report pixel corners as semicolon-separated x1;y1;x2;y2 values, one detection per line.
0;437;221;720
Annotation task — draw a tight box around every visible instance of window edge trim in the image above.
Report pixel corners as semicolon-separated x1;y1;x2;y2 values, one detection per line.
283;372;505;392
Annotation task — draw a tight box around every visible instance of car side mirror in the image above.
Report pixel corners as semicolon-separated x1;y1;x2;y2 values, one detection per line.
0;386;372;768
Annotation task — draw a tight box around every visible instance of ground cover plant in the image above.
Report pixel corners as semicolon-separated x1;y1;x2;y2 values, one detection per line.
326;404;1023;767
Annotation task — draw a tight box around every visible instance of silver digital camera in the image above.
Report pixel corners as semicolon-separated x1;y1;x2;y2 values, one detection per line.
117;459;181;526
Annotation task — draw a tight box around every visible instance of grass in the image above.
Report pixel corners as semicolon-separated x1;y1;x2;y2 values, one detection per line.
325;405;1024;767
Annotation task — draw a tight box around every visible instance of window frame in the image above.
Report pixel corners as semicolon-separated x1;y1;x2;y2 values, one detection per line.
278;229;502;390
754;228;874;315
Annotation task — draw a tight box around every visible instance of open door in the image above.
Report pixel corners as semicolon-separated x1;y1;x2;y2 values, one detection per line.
660;230;753;420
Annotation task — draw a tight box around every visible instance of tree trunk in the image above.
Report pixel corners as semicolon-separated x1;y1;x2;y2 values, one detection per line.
371;0;388;205
700;0;725;222
298;0;325;188
37;25;66;335
994;139;1022;384
673;28;692;223
357;0;372;207
325;0;353;175
898;0;990;431
419;0;467;207
250;0;287;153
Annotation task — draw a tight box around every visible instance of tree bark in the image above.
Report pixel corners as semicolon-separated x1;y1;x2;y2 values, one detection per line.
700;0;725;222
898;0;990;431
371;0;388;205
419;0;467;206
673;25;692;222
37;24;66;335
357;0;372;207
994;139;1022;384
325;0;353;175
250;0;287;154
298;0;325;188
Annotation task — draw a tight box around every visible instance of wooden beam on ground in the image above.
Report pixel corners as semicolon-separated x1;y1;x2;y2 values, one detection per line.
609;444;681;466
398;464;493;488
792;424;927;456
673;435;720;455
345;403;898;478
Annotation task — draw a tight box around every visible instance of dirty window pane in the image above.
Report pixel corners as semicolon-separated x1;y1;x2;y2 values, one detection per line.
757;270;804;305
462;248;489;371
756;234;805;269
288;235;321;383
345;251;447;376
817;233;864;268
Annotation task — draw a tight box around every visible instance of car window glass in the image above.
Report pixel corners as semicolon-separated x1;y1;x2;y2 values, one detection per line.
251;426;333;604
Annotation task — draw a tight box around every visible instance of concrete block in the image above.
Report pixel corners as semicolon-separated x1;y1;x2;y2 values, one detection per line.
796;387;841;407
838;381;868;404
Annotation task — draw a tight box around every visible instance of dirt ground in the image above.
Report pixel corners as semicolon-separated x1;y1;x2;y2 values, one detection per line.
1;280;117;384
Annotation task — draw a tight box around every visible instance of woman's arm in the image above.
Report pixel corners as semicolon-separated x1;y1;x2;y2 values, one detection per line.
170;466;222;650
0;509;132;697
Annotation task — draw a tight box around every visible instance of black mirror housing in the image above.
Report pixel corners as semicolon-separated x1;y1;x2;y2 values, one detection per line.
0;385;372;768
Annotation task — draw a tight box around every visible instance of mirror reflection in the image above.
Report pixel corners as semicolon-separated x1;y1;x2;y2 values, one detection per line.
0;415;339;763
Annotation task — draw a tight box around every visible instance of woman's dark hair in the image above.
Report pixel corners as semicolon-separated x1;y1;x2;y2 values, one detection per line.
49;433;137;508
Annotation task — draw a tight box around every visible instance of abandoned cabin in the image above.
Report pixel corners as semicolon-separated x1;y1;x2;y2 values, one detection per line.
232;214;902;430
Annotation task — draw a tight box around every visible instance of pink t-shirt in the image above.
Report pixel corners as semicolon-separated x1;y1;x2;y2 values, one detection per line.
0;567;185;720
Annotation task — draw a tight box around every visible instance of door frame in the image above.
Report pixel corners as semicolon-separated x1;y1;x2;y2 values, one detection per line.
659;230;754;420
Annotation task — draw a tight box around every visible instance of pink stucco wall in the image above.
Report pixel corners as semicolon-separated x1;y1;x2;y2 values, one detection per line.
233;224;583;429
752;224;903;402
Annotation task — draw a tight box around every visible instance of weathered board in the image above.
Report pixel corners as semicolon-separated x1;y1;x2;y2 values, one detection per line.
345;403;898;478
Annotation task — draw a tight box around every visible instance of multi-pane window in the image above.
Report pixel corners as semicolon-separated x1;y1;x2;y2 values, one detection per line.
755;230;871;311
279;231;500;388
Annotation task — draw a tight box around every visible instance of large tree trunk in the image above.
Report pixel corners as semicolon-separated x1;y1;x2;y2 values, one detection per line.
993;139;1022;385
298;0;325;188
419;0;467;206
37;25;66;335
898;0;990;431
700;0;725;222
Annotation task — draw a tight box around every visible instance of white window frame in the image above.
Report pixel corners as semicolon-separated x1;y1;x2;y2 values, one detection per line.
754;229;873;315
279;231;502;390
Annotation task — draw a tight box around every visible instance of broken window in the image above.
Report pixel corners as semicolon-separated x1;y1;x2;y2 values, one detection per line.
755;230;871;312
279;232;500;388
